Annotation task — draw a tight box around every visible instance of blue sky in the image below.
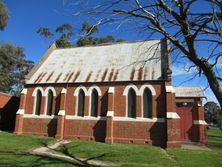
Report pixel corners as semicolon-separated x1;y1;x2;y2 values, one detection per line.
1;0;219;103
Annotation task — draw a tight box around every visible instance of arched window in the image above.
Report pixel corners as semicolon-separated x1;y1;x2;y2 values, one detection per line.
91;89;98;117
77;89;85;116
35;90;42;115
46;90;53;115
128;88;136;118
143;88;152;118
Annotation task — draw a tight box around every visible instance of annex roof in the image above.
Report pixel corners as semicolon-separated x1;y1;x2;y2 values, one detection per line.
174;86;205;98
26;39;169;84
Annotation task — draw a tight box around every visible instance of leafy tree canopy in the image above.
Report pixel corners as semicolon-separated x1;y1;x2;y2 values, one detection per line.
0;0;8;30
37;22;125;48
0;43;33;95
205;101;222;129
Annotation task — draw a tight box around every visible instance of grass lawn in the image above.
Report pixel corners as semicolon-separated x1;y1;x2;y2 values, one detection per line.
58;129;222;167
0;129;221;166
58;140;176;167
0;132;76;166
168;129;222;167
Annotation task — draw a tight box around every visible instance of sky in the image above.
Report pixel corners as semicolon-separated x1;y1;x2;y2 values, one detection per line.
0;0;219;104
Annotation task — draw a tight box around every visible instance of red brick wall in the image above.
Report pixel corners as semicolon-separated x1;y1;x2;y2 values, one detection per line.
0;93;11;108
18;81;167;146
64;120;106;141
113;121;166;146
0;93;19;131
22;117;60;137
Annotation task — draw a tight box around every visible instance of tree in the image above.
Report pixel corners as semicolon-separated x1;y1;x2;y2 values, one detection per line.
77;22;124;46
205;101;222;129
0;43;33;95
71;0;222;107
0;0;8;30
37;22;125;47
37;24;74;48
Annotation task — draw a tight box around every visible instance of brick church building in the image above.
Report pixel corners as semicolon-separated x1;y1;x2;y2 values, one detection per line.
15;39;207;148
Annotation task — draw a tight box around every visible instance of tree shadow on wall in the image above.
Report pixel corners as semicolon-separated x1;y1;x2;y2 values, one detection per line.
100;91;108;117
156;90;165;118
47;94;60;137
149;122;167;148
47;118;58;137
93;120;106;142
0;96;19;132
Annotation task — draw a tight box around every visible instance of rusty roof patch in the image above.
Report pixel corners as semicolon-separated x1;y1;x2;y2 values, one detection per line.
34;72;43;83
113;70;119;81
55;73;62;83
67;72;75;82
94;69;101;82
130;68;135;80
46;72;54;82
143;68;148;80
101;68;108;81
152;68;155;80
63;73;70;82
137;67;143;80
73;71;80;82
108;68;114;81
85;71;93;82
37;72;47;83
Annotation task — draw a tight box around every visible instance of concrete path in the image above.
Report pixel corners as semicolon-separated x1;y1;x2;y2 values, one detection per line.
181;144;211;151
30;140;118;167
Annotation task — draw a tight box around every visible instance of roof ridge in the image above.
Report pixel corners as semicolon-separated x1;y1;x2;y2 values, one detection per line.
55;39;162;50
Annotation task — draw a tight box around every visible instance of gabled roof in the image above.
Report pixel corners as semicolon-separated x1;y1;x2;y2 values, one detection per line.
26;39;169;84
174;86;205;98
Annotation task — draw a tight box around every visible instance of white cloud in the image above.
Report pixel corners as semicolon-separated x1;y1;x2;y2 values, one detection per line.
202;88;219;105
172;64;197;76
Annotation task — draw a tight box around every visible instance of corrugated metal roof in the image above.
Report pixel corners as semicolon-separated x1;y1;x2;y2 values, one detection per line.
174;86;205;97
27;40;166;84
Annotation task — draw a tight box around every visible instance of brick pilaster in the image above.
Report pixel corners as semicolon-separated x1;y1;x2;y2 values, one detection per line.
58;88;67;139
165;85;181;148
105;87;115;144
193;100;208;144
15;88;27;134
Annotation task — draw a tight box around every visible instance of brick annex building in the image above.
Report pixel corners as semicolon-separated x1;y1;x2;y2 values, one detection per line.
15;39;207;148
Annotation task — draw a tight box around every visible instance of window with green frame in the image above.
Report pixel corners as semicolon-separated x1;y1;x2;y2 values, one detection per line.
77;89;85;117
143;88;152;118
128;88;136;118
91;89;98;117
35;90;42;115
46;90;53;115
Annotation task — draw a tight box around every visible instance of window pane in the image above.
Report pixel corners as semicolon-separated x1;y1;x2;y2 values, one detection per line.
46;90;53;115
77;90;85;116
128;88;136;118
35;90;42;115
91;90;98;117
143;88;152;118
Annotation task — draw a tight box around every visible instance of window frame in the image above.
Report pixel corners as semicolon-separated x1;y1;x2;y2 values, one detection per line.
142;88;152;118
77;89;85;117
127;88;137;118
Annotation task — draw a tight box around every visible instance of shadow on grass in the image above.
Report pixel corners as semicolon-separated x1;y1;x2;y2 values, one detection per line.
208;142;222;150
58;145;108;167
0;150;82;167
208;134;222;139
